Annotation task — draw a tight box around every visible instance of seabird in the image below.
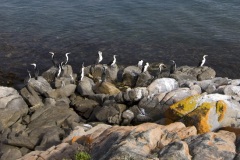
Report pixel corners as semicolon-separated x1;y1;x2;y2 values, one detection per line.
108;55;117;67
159;63;166;74
24;69;31;85
49;52;57;67
142;62;149;73
198;55;208;67
170;60;176;74
96;51;103;64
138;60;143;69
80;62;85;81
56;62;63;78
63;52;71;65
30;63;39;80
101;66;107;83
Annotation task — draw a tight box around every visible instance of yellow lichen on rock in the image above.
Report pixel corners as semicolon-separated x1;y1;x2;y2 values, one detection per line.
216;100;227;122
166;95;201;120
185;102;215;134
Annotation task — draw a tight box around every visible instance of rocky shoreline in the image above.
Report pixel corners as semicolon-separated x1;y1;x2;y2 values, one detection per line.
1;62;240;160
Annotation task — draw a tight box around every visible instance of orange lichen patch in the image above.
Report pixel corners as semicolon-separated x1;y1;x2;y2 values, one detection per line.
216;100;227;122
184;102;215;134
72;135;93;147
166;95;201;121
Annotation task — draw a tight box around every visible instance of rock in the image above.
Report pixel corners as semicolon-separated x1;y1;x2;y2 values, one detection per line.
77;77;95;96
41;66;58;84
0;86;28;132
70;94;99;119
34;127;65;151
94;82;121;95
20;86;43;107
95;100;126;124
5;134;37;150
135;71;153;87
106;65;119;82
122;87;148;102
1;147;22;160
224;85;240;96
171;66;216;81
122;110;135;125
54;76;76;89
27;76;52;97
147;78;178;96
167;94;240;133
158;141;191;160
122;66;142;87
47;84;76;99
90;122;195;160
197;67;216;80
185;130;236;159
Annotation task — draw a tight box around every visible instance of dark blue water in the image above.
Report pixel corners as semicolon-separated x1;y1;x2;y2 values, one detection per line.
0;0;240;88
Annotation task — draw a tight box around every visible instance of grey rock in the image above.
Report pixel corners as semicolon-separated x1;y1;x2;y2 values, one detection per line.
6;134;37;150
122;66;142;87
122;110;134;125
70;94;99;119
41;66;58;84
135;71;153;87
0;86;28;132
197;67;216;80
224;85;240;96
0;147;22;160
147;78;178;96
20;86;43;107
77;77;95;96
158;141;191;160
47;84;76;99
27;76;52;97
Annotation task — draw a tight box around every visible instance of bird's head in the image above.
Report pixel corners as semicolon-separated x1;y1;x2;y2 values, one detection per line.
98;51;102;56
49;52;54;55
30;63;36;68
159;63;166;68
66;52;71;56
203;55;208;58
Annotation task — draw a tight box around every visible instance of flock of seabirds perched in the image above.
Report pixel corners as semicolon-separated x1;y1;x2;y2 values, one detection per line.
25;51;208;86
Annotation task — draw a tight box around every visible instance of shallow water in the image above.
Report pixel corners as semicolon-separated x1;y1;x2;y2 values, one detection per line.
0;0;240;89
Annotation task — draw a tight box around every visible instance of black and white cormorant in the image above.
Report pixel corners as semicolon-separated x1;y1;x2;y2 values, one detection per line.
30;63;39;80
80;62;85;81
96;51;103;64
56;62;63;78
49;52;57;67
198;55;208;67
159;63;166;74
138;60;143;69
101;66;107;83
63;52;71;65
170;60;176;74
24;69;31;85
142;62;149;73
108;55;117;67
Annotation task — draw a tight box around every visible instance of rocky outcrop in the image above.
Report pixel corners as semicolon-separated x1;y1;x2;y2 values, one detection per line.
167;94;240;133
0;87;28;132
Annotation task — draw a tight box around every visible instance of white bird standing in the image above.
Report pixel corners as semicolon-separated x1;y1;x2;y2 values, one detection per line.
30;63;39;80
159;63;166;74
56;62;63;78
80;62;85;81
49;52;57;67
142;62;149;73
63;52;71;65
138;60;143;69
108;55;117;66
198;55;208;67
96;51;103;64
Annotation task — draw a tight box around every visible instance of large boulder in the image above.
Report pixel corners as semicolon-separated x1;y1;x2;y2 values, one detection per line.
93;82;121;95
77;77;95;96
90;122;196;159
135;72;153;87
47;84;76;99
20;86;43;107
0;87;28;131
171;66;216;81
27;76;52;97
167;94;240;133
185;130;236;159
122;66;142;87
147;78;178;96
